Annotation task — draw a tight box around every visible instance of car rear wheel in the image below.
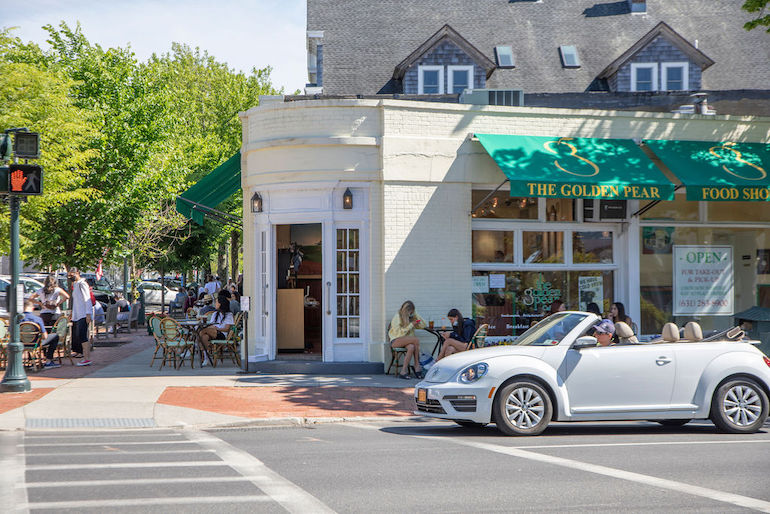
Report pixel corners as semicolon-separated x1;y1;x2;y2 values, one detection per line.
452;420;487;428
711;378;768;434
493;380;552;436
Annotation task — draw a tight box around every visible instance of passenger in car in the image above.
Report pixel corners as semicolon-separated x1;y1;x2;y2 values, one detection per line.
592;319;615;346
436;308;476;360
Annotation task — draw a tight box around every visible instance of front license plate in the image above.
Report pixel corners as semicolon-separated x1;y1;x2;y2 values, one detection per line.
417;388;427;403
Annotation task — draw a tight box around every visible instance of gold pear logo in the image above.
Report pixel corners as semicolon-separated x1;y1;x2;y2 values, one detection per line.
709;142;766;181
544;137;600;177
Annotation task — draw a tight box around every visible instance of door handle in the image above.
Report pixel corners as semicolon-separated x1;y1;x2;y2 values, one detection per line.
325;281;331;315
656;356;672;366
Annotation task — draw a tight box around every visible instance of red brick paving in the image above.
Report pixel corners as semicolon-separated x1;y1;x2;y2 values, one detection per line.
158;386;417;418
0;388;53;414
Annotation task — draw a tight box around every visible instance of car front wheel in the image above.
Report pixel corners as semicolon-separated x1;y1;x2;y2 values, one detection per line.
711;378;769;434
493;380;552;436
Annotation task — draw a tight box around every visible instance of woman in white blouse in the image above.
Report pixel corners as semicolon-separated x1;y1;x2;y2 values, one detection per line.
31;274;70;326
199;294;234;361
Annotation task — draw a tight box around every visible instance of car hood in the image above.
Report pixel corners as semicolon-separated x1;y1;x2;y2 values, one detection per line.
424;345;547;383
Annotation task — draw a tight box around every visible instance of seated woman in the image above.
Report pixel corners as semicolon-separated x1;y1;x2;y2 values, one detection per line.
199;294;234;365
388;300;426;379
114;293;130;322
437;308;476;360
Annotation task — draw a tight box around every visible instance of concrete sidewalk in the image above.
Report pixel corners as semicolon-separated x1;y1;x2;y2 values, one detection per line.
0;332;423;431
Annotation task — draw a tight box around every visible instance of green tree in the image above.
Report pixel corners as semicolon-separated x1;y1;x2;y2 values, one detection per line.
0;29;97;264
743;0;770;32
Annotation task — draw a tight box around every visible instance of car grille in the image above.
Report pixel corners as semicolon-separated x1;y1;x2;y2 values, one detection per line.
416;398;445;414
444;395;477;412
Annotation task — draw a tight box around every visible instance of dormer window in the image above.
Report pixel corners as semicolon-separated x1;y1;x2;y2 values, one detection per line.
448;65;473;94
495;46;515;68
559;45;581;68
662;62;689;90
418;65;444;94
631;63;657;91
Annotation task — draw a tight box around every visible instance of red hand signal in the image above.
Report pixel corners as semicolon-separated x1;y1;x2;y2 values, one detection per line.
10;169;27;192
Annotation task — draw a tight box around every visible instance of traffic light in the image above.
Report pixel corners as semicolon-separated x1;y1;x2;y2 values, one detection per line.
7;163;43;195
13;132;40;159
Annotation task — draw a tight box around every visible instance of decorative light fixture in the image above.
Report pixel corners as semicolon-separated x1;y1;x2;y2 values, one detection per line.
343;188;353;209
251;192;263;213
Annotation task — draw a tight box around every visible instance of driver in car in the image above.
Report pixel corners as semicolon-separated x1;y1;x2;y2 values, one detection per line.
593;319;615;346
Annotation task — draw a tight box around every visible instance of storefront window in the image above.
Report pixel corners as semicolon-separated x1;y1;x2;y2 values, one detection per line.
472;190;537;219
472;230;513;262
639;227;770;335
545;198;575;221
472;270;614;342
640;195;699;221
708;201;770;222
523;231;563;263
573;231;613;264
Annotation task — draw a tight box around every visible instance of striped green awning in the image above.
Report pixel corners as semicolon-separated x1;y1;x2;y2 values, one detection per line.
175;152;241;225
644;139;770;201
476;134;675;201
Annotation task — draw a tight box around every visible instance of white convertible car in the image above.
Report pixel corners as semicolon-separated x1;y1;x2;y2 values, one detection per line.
415;311;770;436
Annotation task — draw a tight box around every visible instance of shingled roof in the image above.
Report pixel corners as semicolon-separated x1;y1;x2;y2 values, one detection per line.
307;0;770;95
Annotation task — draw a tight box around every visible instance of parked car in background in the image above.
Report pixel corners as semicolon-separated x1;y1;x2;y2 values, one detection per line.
0;275;44;311
416;311;770;436
81;273;116;305
137;281;176;305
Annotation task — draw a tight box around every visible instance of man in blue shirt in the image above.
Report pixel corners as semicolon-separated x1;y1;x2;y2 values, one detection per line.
21;299;61;369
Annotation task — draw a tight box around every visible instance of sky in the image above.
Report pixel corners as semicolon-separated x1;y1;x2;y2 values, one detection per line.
2;0;307;93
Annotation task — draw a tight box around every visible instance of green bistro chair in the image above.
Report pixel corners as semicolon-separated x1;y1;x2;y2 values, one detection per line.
148;315;165;367
159;317;189;370
53;315;74;365
466;324;490;350
19;321;43;370
209;312;243;367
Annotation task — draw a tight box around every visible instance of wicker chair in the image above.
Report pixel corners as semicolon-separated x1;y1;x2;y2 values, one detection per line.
52;315;74;365
466;324;490;350
19;321;43;370
209;312;243;367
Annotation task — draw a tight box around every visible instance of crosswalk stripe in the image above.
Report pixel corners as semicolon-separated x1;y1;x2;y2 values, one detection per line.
183;429;336;514
26;476;264;488
21;440;195;447
26;461;227;471
25;449;215;457
28;496;270;509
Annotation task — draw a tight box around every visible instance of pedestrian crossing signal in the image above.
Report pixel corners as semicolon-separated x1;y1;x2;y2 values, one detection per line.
7;163;43;195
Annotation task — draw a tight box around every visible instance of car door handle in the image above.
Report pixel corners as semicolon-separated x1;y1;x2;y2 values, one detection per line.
656;356;672;366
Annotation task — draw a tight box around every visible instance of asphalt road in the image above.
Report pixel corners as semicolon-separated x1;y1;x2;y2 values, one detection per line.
3;419;770;513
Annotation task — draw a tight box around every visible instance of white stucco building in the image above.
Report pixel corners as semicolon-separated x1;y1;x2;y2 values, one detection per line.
239;98;770;369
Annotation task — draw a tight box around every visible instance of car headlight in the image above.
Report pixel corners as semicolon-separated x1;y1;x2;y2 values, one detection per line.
458;362;488;383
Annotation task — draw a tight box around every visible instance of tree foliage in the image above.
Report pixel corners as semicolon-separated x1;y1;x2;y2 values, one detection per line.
0;23;278;275
743;0;770;32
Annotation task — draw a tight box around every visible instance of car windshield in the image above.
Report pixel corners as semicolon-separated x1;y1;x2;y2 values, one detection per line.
515;313;589;346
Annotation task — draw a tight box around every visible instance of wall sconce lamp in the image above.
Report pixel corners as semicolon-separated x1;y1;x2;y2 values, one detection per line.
343;188;353;209
251;192;263;213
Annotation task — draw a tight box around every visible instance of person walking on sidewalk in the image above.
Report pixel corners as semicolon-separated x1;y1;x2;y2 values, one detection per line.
21;299;61;369
68;267;94;366
388;300;426;379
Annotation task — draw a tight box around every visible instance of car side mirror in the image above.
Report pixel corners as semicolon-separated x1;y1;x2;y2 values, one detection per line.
572;336;598;350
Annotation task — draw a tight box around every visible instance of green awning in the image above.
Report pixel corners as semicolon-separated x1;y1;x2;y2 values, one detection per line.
176;152;241;225
644;139;770;201
476;134;675;201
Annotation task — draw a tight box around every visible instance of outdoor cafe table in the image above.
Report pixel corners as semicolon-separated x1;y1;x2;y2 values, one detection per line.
178;319;213;366
421;326;452;357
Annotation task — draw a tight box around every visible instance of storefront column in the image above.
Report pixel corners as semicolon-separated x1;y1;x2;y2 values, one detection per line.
627;214;642;330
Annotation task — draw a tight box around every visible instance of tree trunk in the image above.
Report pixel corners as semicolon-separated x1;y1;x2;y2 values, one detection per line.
217;240;228;282
230;230;239;285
